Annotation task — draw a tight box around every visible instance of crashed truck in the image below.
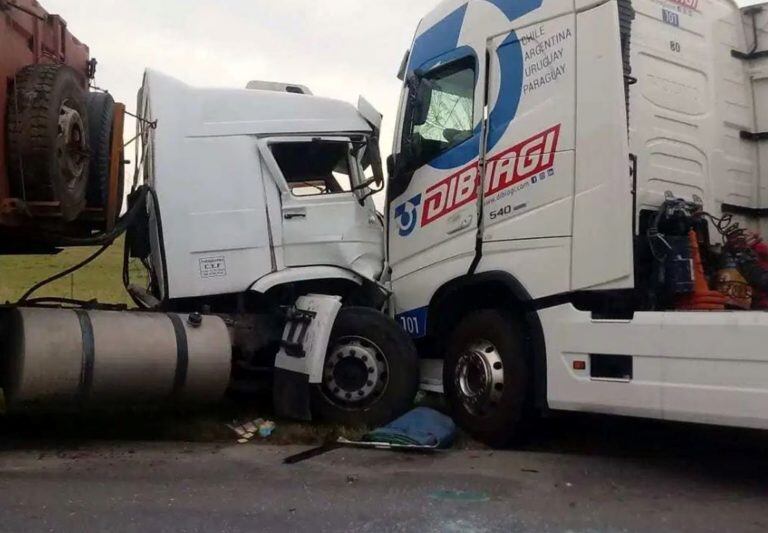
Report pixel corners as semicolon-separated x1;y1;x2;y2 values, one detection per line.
8;0;768;449
0;0;418;426
387;0;768;445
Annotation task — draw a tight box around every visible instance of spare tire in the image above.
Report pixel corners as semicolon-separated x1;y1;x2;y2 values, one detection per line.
6;64;90;221
85;92;123;214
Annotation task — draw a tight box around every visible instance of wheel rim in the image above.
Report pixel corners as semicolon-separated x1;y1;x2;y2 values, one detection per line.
57;101;88;194
322;336;389;409
454;340;505;417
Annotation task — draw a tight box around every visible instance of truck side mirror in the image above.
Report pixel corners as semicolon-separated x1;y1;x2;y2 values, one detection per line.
356;97;385;188
358;135;385;189
396;73;431;174
405;72;433;128
368;136;385;188
413;78;434;127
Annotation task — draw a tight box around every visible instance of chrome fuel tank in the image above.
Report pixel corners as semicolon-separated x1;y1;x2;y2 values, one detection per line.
1;308;231;409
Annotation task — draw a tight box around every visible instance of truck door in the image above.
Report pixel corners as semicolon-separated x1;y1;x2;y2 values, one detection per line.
482;14;576;246
481;3;634;293
388;51;486;281
260;137;384;281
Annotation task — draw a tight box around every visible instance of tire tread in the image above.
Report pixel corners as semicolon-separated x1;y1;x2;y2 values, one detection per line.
5;64;89;219
444;309;530;448
313;307;419;427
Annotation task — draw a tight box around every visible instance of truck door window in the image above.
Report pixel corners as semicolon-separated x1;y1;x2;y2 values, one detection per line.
271;141;353;197
405;58;476;167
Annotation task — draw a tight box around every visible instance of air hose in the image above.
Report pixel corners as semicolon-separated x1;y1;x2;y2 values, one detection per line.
15;185;151;305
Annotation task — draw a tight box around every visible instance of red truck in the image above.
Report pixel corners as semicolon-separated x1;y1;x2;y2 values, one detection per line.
1;0;124;250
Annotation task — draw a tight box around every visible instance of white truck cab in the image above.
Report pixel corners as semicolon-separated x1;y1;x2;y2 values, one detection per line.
388;0;768;445
139;70;386;302
0;70;421;427
80;70;420;427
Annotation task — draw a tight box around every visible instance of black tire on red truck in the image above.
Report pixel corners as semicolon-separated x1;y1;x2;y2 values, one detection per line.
6;64;90;221
84;91;125;222
85;91;121;212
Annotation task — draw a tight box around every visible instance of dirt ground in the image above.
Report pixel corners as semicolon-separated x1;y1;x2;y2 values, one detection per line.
0;349;766;532
1;412;767;532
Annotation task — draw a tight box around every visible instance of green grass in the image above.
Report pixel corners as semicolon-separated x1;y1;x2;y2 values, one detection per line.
0;239;137;306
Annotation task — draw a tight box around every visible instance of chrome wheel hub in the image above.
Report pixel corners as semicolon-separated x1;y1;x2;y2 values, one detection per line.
57;103;88;189
454;340;505;416
323;336;389;406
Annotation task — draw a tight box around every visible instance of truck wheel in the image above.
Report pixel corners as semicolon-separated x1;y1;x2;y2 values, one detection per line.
444;309;529;448
313;307;419;427
85;92;123;215
6;64;89;221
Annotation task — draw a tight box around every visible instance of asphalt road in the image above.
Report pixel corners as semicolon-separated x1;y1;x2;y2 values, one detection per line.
0;414;767;532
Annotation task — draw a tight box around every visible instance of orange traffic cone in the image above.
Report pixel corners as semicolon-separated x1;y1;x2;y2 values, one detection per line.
677;230;727;311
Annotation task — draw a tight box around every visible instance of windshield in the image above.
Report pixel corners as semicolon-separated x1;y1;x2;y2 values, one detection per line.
402;56;477;169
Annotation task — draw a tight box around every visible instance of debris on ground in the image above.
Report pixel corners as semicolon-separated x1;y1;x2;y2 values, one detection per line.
283;443;343;465
283;407;456;464
360;407;456;449
228;419;277;444
259;421;276;438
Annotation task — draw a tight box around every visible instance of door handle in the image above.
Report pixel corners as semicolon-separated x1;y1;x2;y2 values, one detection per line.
284;208;307;220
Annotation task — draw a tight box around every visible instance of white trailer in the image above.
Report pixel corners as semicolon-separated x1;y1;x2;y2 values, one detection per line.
386;0;768;445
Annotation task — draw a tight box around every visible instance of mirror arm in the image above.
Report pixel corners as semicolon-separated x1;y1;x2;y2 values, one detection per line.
359;182;385;205
351;176;378;192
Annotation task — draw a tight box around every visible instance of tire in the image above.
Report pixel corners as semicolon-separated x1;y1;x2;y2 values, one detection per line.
313;307;419;427
6;64;89;221
86;93;125;222
85;91;122;213
444;309;530;448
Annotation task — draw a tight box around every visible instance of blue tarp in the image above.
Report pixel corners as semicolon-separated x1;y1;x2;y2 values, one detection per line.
363;407;456;449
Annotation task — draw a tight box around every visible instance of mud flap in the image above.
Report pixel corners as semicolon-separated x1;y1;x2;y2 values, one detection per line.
273;369;312;421
273;295;342;420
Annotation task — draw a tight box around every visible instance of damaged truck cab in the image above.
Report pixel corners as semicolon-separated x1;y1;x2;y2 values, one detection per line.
122;71;418;425
138;71;387;303
1;67;418;428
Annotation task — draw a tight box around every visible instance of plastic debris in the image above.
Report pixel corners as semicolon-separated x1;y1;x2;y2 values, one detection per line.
259;420;276;438
228;418;276;444
283;408;456;465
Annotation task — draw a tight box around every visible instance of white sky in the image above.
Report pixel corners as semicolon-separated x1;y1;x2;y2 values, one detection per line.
43;0;761;173
43;0;440;162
